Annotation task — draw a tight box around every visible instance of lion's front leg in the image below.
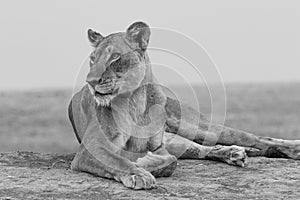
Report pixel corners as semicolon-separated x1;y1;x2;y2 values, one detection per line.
164;132;247;167
71;122;156;190
135;145;177;177
71;144;156;190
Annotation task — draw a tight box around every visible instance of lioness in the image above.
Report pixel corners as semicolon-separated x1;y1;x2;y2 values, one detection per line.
68;21;300;189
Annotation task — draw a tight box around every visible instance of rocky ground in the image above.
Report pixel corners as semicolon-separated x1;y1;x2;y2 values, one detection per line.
0;152;299;200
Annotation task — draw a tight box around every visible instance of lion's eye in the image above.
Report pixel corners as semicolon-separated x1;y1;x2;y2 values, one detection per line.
111;53;120;60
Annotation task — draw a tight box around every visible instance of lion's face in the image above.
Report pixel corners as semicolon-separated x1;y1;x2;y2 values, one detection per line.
86;22;151;107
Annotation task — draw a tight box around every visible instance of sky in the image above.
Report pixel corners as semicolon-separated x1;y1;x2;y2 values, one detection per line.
0;0;299;90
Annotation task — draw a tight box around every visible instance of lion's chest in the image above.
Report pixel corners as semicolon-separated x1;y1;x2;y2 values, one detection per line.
97;107;165;155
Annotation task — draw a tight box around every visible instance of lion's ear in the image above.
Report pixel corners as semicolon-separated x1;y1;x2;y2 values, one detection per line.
88;29;104;47
126;21;151;51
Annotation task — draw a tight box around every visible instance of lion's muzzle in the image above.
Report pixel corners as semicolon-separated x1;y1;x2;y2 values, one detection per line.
94;79;116;95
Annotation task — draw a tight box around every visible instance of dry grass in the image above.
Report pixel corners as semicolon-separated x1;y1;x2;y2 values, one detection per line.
0;83;299;153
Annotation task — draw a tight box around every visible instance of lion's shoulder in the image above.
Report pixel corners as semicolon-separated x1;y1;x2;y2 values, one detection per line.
69;85;97;143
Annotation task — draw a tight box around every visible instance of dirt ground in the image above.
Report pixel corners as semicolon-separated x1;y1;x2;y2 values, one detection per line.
0;152;299;200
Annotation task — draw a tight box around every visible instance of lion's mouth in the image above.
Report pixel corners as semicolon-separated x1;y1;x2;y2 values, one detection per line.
94;83;115;95
87;81;117;106
95;91;112;96
88;79;116;95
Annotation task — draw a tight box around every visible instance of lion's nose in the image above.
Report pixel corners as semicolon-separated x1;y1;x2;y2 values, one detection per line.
86;68;104;86
86;77;101;86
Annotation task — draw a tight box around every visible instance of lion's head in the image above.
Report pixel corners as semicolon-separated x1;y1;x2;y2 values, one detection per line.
86;22;152;107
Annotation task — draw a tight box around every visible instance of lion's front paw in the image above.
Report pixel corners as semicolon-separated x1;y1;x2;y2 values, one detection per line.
210;145;247;167
119;168;156;190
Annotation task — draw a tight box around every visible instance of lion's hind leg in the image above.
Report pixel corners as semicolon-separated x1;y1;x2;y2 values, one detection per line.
244;138;300;159
164;132;247;167
165;97;300;160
